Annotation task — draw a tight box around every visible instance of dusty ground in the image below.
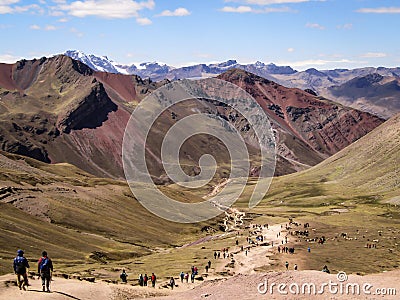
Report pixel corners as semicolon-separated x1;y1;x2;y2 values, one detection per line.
1;223;399;299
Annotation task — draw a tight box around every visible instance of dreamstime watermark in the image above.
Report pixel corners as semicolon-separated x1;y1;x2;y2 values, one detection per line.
257;271;397;296
122;78;276;223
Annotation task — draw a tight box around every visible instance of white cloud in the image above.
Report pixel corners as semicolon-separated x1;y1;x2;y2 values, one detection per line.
0;0;20;3
224;0;324;5
136;17;152;25
221;5;252;13
49;10;64;16
357;7;400;14
59;0;155;19
0;1;44;14
29;24;57;31
44;25;57;30
287;48;294;52
30;24;41;30
0;53;20;63
337;23;352;30
361;52;387;58
157;7;190;17
58;17;68;22
276;59;359;68
0;0;19;14
305;22;325;30
221;5;292;13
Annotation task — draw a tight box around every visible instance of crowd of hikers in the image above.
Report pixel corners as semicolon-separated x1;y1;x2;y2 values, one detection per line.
11;218;334;293
12;249;53;292
118;261;213;290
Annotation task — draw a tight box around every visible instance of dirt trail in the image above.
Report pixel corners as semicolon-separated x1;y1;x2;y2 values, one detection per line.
233;224;285;275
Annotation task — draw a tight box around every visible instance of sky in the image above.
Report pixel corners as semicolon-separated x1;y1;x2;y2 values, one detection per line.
0;0;399;70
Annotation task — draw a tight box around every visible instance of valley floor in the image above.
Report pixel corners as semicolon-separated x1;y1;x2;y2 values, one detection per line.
1;222;399;299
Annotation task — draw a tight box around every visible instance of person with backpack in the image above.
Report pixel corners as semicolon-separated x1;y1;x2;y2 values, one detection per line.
169;277;175;290
120;269;128;283
138;274;144;286
151;273;156;287
13;249;30;290
38;251;53;292
143;274;148;286
179;271;184;283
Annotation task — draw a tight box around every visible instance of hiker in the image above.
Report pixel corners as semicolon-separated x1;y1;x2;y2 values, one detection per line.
236;240;239;246
205;265;209;273
180;271;184;282
208;260;211;269
169;277;175;290
13;249;30;291
217;252;220;259
38;251;53;292
184;272;189;283
245;249;248;256
120;269;128;283
194;266;198;275
278;246;281;253
285;261;289;270
294;264;298;270
214;251;217;259
139;274;144;286
191;272;195;283
143;273;148;286
151;273;156;287
308;247;311;253
322;265;330;273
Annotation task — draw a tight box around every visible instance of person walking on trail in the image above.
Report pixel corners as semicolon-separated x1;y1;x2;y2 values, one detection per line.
191;272;195;283
143;274;148;286
38;251;53;292
13;249;30;291
180;271;184;282
120;269;128;283
208;260;211;269
169;277;175;290
184;272;189;283
205;265;209;273
294;264;298;270
285;261;289;270
139;274;144;286
151;273;156;287
214;251;217;259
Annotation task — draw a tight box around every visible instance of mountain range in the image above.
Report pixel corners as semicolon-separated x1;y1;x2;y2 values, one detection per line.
65;50;400;119
0;55;383;179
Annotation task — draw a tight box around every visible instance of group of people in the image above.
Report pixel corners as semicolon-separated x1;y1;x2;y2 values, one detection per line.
13;249;53;292
120;272;157;287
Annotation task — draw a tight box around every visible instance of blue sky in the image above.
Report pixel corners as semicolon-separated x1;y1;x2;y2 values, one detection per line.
0;0;399;70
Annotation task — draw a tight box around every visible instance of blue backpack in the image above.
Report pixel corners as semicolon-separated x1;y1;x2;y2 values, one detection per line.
40;257;50;272
15;257;27;274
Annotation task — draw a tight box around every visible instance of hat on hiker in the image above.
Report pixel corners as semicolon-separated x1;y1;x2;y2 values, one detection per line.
17;249;24;256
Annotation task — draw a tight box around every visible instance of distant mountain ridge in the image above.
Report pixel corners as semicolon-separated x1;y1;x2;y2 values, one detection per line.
64;50;400;118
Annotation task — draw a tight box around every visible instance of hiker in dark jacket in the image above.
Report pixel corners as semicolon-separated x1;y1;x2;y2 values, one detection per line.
38;251;53;292
13;249;30;290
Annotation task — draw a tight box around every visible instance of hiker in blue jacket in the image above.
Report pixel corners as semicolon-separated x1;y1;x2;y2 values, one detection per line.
13;249;30;290
38;251;53;292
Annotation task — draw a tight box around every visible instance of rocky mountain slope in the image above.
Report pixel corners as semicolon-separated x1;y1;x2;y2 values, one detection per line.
218;69;384;173
0;55;384;179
